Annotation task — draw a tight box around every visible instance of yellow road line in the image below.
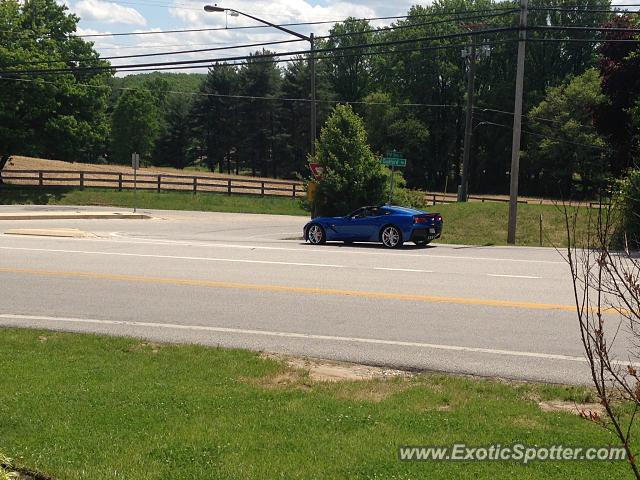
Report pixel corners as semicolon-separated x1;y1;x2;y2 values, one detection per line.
0;266;588;313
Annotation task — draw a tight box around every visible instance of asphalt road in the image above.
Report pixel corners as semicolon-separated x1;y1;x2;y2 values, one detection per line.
0;205;623;385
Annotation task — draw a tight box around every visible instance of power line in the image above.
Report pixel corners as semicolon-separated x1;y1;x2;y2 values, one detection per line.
107;40;517;74
529;6;640;13
0;75;463;109
6;11;519;66
475;107;595;131
528;37;640;43
474;119;610;151
0;39;516;76
316;9;519;40
529;25;640;33
1;27;517;75
5;39;305;66
3;6;520;40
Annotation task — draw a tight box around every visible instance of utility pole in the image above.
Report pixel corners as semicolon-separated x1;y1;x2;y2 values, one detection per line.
310;33;317;156
507;0;529;244
458;32;477;202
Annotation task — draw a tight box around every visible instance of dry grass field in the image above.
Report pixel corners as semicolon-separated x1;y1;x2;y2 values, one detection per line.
3;156;304;197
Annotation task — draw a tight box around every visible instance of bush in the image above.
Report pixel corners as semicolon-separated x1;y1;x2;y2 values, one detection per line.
387;170;428;209
614;168;640;249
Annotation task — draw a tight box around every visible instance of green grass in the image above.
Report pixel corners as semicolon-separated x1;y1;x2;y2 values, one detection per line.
432;202;592;247
0;186;595;247
0;328;634;479
0;185;308;216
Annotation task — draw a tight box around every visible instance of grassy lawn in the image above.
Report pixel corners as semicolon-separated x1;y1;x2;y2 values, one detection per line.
0;185;594;247
0;328;633;479
433;202;592;247
0;185;308;217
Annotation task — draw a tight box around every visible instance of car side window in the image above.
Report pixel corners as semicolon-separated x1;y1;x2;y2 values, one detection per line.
351;208;366;219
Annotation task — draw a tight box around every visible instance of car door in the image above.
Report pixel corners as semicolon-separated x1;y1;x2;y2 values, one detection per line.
345;207;380;241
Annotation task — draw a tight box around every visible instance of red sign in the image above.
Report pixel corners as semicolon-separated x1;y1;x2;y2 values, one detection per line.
309;163;324;180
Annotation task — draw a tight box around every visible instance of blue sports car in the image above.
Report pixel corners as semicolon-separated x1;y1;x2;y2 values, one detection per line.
304;205;443;248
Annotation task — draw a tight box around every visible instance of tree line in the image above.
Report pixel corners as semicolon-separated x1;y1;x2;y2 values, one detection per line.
1;0;639;199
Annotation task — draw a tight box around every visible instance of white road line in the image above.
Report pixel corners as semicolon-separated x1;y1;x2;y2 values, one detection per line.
375;267;433;273
103;232;565;264
0;246;345;269
487;274;542;279
0;313;590;364
2;231;566;264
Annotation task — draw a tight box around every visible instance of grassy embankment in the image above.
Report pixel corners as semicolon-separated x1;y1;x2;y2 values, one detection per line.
0;185;593;247
0;328;634;479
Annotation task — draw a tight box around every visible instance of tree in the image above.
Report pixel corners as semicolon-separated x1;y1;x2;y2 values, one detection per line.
0;0;111;168
595;15;640;175
525;69;608;197
110;89;159;164
322;18;374;103
362;92;429;188
188;63;239;173
238;51;282;177
311;104;387;216
153;96;192;169
278;57;335;177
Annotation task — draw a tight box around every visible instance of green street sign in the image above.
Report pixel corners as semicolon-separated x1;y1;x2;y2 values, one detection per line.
382;151;406;167
382;157;406;167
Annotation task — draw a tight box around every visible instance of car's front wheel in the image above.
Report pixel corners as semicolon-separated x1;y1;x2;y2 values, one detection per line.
307;224;326;245
381;225;403;248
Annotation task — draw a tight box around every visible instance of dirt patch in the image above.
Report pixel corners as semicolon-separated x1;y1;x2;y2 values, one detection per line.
6;156;303;184
246;354;414;398
261;353;411;382
538;400;605;417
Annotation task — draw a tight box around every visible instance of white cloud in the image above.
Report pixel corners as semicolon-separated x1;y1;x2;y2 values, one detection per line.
74;0;429;75
169;0;379;37
73;0;147;26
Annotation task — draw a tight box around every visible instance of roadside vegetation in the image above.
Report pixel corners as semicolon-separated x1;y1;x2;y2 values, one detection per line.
0;328;634;480
0;186;307;217
2;1;639;201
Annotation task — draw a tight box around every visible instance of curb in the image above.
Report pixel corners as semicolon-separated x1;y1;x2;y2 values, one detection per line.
0;212;150;220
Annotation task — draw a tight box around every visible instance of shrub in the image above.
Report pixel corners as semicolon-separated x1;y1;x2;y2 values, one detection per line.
613;168;640;249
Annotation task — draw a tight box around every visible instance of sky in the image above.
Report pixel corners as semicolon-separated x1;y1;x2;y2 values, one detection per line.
57;0;426;74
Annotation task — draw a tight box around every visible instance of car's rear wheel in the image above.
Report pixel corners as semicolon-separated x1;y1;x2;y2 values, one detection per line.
381;225;403;248
307;224;326;245
414;239;431;247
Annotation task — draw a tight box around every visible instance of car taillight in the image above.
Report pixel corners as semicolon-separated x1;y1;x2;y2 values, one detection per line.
414;216;427;224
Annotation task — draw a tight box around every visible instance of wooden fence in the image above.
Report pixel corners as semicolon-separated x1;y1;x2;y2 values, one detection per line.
0;169;305;199
1;169;604;208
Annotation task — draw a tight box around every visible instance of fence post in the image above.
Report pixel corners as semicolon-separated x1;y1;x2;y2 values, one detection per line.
193;177;197;194
118;173;122;191
539;213;543;247
432;194;436;206
39;171;43;186
293;184;297;198
157;175;161;193
227;179;232;196
79;172;84;189
261;182;265;197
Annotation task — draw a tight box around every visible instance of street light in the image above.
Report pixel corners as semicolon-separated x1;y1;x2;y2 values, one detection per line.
204;4;317;156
